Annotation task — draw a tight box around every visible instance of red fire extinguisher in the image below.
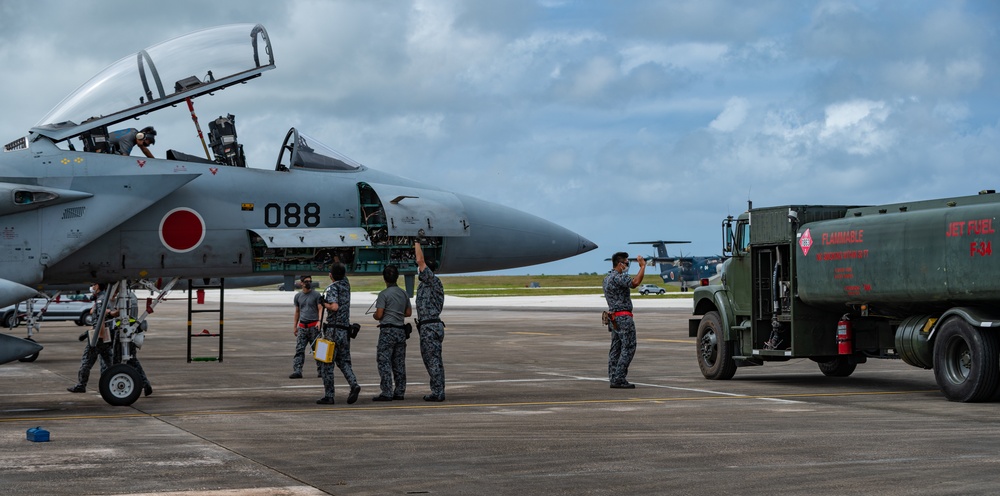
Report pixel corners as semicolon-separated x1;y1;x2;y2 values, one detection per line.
837;314;852;355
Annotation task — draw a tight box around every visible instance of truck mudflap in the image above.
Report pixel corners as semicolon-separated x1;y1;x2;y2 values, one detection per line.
688;318;701;338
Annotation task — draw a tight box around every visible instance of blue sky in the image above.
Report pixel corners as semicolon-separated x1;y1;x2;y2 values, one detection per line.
2;1;999;275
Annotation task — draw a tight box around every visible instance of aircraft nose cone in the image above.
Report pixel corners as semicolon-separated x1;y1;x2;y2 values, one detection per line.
442;195;598;273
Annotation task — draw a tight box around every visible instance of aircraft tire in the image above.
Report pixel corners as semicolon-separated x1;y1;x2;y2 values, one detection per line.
696;311;736;380
933;318;1000;403
17;337;39;363
816;356;856;377
99;364;143;406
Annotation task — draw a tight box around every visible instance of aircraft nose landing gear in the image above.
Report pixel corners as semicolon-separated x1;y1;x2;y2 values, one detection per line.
99;363;143;406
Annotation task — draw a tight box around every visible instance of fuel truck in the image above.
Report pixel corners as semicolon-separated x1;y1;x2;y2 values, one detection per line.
690;190;1000;402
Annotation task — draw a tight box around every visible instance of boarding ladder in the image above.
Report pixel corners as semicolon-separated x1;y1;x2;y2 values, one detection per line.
186;279;225;362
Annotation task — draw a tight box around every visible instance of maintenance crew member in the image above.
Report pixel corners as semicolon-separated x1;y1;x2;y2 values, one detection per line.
67;283;114;393
414;240;446;402
317;263;362;405
289;275;323;379
372;265;412;401
604;252;645;389
110;126;156;158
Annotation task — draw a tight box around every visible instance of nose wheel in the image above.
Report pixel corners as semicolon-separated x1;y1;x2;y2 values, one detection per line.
99;363;143;406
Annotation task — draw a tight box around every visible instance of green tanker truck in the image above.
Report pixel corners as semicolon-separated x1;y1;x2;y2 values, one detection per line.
691;190;1000;402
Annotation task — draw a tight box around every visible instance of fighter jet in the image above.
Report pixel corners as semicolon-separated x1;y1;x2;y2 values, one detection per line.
0;24;597;399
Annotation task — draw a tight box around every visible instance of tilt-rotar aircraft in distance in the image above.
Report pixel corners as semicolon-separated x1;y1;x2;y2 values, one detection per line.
627;241;723;289
0;24;596;404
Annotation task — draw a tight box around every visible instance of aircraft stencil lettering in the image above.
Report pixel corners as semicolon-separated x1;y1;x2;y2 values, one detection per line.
0;24;597;404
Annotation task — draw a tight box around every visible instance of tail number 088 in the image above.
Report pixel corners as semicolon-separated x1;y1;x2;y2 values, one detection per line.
264;203;321;228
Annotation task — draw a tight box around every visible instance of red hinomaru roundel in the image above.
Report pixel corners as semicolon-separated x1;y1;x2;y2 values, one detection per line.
159;207;206;253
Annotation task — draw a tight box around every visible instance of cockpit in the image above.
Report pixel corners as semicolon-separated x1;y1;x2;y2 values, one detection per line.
274;128;362;172
31;23;274;144
14;23;365;174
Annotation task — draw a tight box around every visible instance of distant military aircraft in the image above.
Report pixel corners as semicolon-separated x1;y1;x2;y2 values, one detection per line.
627;241;723;290
0;24;596;404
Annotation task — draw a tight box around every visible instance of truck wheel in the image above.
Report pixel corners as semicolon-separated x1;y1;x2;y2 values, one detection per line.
99;364;143;406
696;311;736;380
817;357;856;377
933;318;1000;402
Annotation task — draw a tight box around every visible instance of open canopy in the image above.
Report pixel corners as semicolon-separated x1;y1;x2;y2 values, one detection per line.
31;23;275;143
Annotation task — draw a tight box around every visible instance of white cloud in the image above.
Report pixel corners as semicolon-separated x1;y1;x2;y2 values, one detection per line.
709;97;749;132
819;99;893;156
620;42;728;73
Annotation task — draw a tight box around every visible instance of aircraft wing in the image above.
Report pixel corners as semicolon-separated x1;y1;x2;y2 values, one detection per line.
0;173;200;307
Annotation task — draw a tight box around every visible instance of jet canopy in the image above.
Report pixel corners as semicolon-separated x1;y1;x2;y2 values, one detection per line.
31;23;275;143
275;128;364;172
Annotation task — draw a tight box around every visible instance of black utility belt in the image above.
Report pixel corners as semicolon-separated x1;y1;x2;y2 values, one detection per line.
380;322;413;339
325;322;361;339
416;318;445;328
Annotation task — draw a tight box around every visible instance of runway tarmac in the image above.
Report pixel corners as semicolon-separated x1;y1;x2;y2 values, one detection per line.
2;291;1000;495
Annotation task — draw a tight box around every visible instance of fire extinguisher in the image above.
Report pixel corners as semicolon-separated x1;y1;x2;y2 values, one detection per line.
837;314;852;355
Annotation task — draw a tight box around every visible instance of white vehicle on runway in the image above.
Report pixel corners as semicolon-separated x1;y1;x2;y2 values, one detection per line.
638;284;666;295
2;293;94;328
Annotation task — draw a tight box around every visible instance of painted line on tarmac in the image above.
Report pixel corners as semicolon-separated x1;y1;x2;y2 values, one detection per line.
547;374;806;404
642;338;694;344
0;388;937;423
98;487;327;496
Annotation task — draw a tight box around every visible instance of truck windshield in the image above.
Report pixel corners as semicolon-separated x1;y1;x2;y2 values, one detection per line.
737;221;750;254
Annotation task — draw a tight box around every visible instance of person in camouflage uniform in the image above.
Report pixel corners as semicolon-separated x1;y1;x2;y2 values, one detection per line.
414;240;446;402
372;265;412;401
317;263;361;405
603;252;645;389
289;275;323;379
67;283;113;393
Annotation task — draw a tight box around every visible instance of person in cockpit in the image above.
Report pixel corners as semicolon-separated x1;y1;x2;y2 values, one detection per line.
110;126;157;158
